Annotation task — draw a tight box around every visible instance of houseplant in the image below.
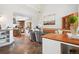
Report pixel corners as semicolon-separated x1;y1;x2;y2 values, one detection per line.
68;16;78;34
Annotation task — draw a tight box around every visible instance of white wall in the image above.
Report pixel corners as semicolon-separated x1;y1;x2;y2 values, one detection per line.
77;5;79;26
39;4;78;29
0;4;40;29
0;4;78;29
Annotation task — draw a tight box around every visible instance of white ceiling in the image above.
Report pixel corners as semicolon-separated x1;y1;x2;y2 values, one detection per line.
26;4;45;13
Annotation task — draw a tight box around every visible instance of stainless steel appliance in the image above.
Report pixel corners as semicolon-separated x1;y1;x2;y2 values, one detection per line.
61;43;79;54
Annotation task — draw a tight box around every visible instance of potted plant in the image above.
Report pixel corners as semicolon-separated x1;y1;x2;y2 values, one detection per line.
68;16;78;34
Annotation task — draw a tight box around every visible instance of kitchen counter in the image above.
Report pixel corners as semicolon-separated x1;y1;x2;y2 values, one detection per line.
42;33;79;46
0;28;13;31
42;33;79;54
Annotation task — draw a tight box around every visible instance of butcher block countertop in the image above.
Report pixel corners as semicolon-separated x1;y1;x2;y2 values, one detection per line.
42;33;79;45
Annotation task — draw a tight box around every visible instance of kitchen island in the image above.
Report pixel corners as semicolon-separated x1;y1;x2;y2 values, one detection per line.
42;33;79;54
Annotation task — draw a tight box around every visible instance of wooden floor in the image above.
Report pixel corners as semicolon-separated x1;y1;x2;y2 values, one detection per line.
0;34;42;54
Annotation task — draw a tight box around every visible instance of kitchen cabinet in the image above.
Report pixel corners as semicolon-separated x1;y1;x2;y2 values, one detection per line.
0;29;14;47
42;38;61;54
42;33;79;54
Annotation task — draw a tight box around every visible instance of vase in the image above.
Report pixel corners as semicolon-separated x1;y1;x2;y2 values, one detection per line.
70;22;78;34
70;24;75;34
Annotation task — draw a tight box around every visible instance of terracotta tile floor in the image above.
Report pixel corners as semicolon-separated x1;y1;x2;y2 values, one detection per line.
0;34;42;54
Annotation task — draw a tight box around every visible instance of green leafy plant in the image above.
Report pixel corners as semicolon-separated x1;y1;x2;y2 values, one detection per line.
68;16;78;34
68;16;78;24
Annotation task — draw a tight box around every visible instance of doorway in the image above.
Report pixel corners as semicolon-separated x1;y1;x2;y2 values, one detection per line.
17;20;25;33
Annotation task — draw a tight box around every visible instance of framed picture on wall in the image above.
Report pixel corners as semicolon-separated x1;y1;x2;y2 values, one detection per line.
43;14;56;25
26;22;32;29
43;20;55;25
